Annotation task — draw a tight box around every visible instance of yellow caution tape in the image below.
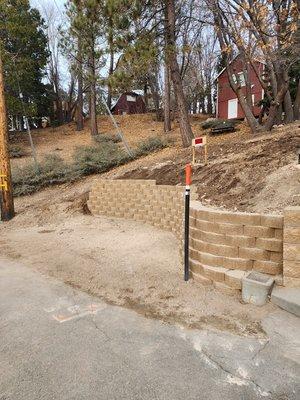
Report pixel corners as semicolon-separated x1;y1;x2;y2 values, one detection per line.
0;174;8;191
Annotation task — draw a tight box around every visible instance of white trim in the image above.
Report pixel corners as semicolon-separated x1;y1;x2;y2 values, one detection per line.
228;98;238;119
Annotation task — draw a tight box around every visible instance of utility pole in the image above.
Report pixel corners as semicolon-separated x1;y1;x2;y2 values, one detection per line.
0;49;14;221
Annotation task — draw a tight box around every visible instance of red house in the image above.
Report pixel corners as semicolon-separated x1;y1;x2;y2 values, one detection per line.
111;91;146;115
216;56;265;120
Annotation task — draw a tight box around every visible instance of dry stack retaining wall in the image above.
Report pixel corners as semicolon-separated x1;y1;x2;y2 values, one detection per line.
88;179;196;239
283;207;300;287
88;180;300;292
189;201;283;294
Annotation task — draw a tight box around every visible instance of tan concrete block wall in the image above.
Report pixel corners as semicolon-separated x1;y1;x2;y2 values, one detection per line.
89;180;300;293
88;179;191;239
283;207;300;287
189;201;283;290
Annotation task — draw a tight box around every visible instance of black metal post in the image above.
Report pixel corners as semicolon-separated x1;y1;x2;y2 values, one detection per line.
184;185;190;281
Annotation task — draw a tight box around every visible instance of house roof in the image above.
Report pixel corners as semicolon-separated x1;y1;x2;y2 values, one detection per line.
110;90;145;110
216;54;266;80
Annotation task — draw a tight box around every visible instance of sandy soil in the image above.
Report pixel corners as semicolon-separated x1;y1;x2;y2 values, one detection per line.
0;202;273;337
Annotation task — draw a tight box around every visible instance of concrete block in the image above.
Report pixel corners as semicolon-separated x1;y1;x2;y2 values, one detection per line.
213;281;239;296
222;257;253;271
190;259;204;275
206;242;239;258
283;260;300;278
213;210;261;226
225;270;247;289
284;227;300;244
202;264;228;282
190;249;201;263
253;260;282;275
191;238;207;252
196;220;219;233
194;209;214;222
190;228;202;241
270;251;283;262
189;217;197;228
199;252;225;268
256;238;283;252
243;225;275;238
239;247;270;261
200;231;229;246
284;276;300;288
261;215;283;228
271;287;300;317
191;271;213;286
242;272;274;306
218;223;244;235
227;235;256;247
284;243;300;261
284;207;300;227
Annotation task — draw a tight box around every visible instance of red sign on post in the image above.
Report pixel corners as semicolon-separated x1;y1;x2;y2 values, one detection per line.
192;136;207;148
191;136;208;165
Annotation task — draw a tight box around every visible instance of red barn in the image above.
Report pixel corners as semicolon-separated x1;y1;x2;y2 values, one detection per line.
216;56;265;120
111;91;146;115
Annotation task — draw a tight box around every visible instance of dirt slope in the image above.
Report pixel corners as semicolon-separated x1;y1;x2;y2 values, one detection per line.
117;122;300;213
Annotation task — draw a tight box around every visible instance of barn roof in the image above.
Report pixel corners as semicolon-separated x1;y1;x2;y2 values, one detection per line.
110;90;144;110
216;54;266;80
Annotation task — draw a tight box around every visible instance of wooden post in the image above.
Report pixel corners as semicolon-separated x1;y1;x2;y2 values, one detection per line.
0;50;14;221
204;137;208;165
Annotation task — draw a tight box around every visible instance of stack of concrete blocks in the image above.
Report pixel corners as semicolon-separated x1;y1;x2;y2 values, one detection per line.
189;201;283;295
283;207;300;287
88;179;196;240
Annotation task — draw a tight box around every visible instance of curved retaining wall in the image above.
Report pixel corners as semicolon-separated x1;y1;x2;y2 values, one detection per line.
87;179;196;239
87;179;300;293
189;202;283;293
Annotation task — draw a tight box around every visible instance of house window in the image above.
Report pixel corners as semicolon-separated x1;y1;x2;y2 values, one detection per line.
126;95;136;102
232;72;246;87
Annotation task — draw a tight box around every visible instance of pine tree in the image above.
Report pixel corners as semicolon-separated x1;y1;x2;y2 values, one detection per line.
0;0;50;129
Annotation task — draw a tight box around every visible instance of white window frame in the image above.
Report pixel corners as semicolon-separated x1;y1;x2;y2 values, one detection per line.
126;95;136;102
232;72;246;87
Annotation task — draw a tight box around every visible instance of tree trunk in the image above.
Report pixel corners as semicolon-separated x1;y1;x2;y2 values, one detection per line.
164;63;171;132
89;53;98;136
165;0;193;147
293;78;300;120
107;18;114;110
149;74;161;121
76;37;84;131
143;84;148;110
206;82;213;115
283;90;294;123
264;73;289;131
0;53;14;220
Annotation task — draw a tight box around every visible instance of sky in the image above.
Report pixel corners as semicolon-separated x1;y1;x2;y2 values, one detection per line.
30;0;65;14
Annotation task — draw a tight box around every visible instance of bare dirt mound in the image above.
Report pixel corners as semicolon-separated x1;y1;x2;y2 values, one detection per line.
117;123;300;213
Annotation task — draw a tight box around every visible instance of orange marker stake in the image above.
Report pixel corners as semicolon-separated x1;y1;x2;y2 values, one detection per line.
184;164;192;281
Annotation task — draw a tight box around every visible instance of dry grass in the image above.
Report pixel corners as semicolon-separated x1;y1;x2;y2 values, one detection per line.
9;113;250;169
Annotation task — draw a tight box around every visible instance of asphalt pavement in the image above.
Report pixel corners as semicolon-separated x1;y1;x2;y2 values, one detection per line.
0;258;299;400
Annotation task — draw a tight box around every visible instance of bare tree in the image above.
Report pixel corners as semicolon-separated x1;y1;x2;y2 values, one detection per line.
164;0;194;147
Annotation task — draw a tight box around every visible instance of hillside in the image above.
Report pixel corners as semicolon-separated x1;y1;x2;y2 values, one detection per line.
8;114;300;215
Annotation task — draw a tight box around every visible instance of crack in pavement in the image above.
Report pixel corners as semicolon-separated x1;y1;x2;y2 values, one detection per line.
251;339;270;361
199;347;272;397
